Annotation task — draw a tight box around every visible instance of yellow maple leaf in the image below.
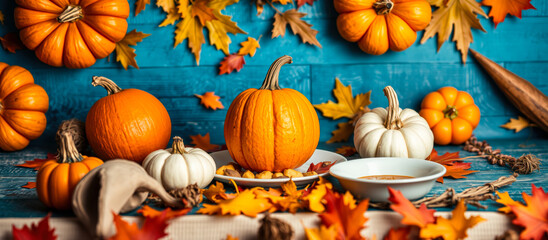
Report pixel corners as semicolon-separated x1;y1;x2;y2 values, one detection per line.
159;9;180;27
420;0;488;63
203;181;232;203
495;191;519;213
314;78;372;120
0;10;4;25
115;30;151;70
195;92;224;110
197;189;272;217
205;10;246;55
190;133;221;152
178;0;190;18
208;0;240;11
273;0;293;4
192;0;217;25
326;122;354;144
501;116;534;133
237;36;260;57
135;0;151;16
157;0;176;13
420;201;486;240
174;6;205;64
304;225;338;240
272;9;321;48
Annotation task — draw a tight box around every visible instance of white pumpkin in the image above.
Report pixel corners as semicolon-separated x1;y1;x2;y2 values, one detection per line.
354;86;434;159
142;136;216;190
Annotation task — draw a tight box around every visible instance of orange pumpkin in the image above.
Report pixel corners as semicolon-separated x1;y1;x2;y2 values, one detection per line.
14;0;130;69
224;56;320;172
419;87;481;145
0;63;49;151
86;76;172;163
37;132;103;210
334;0;432;55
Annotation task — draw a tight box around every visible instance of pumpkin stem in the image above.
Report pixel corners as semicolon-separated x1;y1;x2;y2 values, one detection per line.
373;0;394;15
259;55;293;90
172;136;188;154
443;106;459;120
58;5;83;23
58;132;84;163
92;76;123;95
383;86;403;130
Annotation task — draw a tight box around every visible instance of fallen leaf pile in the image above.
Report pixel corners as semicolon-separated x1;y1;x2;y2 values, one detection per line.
496;185;548;240
12;214;57;240
314;78;372;143
501;116;535;133
482;0;535;27
190;133;222;152
195;92;225;110
1;32;25;53
426;149;477;183
219;36;261;75
115;30;151;70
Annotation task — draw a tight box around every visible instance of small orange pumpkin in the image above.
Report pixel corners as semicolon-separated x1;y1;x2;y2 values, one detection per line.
419;87;481;145
14;0;130;68
86;76;172;163
0;63;49;151
37;132;103;210
334;0;432;55
224;56;320;172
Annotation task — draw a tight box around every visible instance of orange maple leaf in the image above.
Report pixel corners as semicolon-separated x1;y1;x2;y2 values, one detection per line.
495;191;519;213
427;149;477;183
297;0;316;8
506;185;548;240
195;92;224;110
197;188;272;217
1;32;25;53
319;189;369;240
226;234;239;240
420;201;486;240
482;0;535;27
109;211;169;240
190;133;221;152
12;213;57;240
219;54;245;75
22;182;36;189
16;153;56;170
383;227;410;240
388;187;435;228
192;0;217;25
203;181;232;203
304;224;339;240
137;205;191;220
336;146;356;157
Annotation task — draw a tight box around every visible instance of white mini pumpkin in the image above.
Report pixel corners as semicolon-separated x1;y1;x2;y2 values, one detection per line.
354;86;434;159
142;136;216;190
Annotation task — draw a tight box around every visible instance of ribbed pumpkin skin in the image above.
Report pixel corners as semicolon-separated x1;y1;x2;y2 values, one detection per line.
86;88;172;163
0;63;49;151
37;157;103;210
334;0;431;55
224;88;320;172
14;0;129;68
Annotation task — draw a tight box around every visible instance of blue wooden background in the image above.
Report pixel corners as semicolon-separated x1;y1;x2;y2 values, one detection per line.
0;0;547;149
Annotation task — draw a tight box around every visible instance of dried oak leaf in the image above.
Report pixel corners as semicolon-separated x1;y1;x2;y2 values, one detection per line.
16;153;56;170
420;200;486;240
503;185;548;240
427;149;477;183
0;10;4;25
137;205;191;220
22;182;36;189
219;54;245;75
336;146;357;157
501;116;534;133
304;225;339;240
115;30;151;70
383;227;411;240
135;0;150;16
272;9;321;48
197;188;272;217
420;0;488;63
297;0;317;8
482;0;535;27
12;214;57;240
108;211;169;240
319;189;369;240
314;78;372;120
388;187;435;228
237;36;261;57
195;92;224;110
190;133;221;152
1;32;25;53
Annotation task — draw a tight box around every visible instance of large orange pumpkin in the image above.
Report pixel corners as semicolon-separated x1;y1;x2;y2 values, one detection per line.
14;0;130;69
86;76;172;163
37;132;103;210
334;0;432;55
419;87;481;145
224;56;320;172
0;63;49;151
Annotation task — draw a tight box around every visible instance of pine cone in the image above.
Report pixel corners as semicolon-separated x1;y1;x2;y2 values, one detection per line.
170;183;203;208
258;213;294;240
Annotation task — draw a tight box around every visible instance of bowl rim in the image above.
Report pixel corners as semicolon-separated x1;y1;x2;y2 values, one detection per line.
329;157;447;184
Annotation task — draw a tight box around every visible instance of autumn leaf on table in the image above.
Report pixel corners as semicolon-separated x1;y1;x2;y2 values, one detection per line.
427;149;477;183
319;189;369;240
388;187;435;228
499;185;548;240
237;37;261;57
253;0;266;15
115;30;151;70
190;133;221;152
482;0;535;27
109;211;169;240
420;200;486;240
315;79;372;120
219;54;245;75
12;213;57;240
297;0;317;8
302;177;333;213
203;181;232;203
336;146;357;157
383;227;411;240
272;9;321;48
137;205;191;220
157;0;176;13
501;116;534;133
304;224;339;240
195;92;224;110
192;0;217;25
22;182;36;189
197;188;272;217
495;191;519;213
421;0;488;63
307;161;336;174
1;32;25;53
135;0;150;16
226;234;239;240
326;122;354;144
16;153;56;170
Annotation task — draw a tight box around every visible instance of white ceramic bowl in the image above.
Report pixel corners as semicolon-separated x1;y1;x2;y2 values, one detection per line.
329;157;446;202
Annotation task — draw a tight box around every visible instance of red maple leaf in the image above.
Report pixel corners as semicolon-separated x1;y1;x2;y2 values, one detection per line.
482;0;536;27
319;189;369;240
137;205;191;220
22;182;36;189
219;54;245;75
508;184;548;240
12;213;57;240
388;187;435;228
108;211;169;240
384;227;411;240
16;153;56;170
297;0;316;8
1;32;25;53
307;161;336;174
427;149;477;183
